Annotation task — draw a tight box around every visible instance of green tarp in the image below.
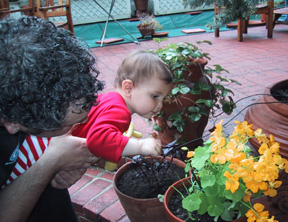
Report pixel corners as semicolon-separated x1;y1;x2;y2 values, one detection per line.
74;10;260;48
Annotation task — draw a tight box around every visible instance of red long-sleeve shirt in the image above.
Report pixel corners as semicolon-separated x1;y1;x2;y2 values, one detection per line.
72;92;131;163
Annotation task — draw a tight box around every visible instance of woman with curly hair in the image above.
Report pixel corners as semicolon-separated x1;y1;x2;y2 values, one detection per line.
0;16;103;222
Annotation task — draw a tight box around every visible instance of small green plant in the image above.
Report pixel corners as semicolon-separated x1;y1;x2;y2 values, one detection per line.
151;40;240;134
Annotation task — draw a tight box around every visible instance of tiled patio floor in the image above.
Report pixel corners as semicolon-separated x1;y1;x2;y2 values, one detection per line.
68;24;288;222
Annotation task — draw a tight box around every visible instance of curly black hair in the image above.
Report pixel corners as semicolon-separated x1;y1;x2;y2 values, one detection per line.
0;16;104;130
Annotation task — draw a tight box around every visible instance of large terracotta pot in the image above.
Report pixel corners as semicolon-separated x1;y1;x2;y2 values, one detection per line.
155;58;213;150
164;177;247;222
244;79;288;159
113;156;186;222
134;0;149;12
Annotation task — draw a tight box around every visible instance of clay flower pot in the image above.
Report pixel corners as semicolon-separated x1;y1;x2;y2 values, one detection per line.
164;177;247;222
134;0;149;12
155;58;212;149
113;156;187;222
137;24;155;37
244;79;288;159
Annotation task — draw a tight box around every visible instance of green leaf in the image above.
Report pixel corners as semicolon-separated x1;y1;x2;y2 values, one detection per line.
171;84;190;95
197;193;209;214
153;122;162;131
201;175;216;189
188;106;200;113
230;78;241;85
191;146;210;169
203;183;220;197
196;99;213;108
171;87;179;95
182;192;202;212
188;113;201;123
168;111;182;121
220;202;235;221
207;198;225;217
179;86;190;94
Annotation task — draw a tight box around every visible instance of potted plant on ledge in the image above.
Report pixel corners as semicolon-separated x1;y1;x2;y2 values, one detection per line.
152;40;240;151
163;120;288;222
137;14;162;37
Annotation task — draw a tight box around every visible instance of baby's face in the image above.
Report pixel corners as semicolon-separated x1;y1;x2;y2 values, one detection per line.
129;76;172;119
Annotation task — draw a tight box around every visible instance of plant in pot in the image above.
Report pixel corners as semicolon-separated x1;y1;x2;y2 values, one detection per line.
113;155;188;222
151;40;240;151
163;119;288;222
182;0;264;29
137;14;162;37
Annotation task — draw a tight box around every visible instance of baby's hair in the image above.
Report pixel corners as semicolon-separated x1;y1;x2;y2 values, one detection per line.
114;51;173;88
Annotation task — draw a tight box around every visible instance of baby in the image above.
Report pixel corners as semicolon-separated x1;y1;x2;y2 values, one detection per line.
73;50;173;163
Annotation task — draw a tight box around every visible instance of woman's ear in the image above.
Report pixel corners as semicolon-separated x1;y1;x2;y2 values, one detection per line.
122;79;134;97
1;119;21;134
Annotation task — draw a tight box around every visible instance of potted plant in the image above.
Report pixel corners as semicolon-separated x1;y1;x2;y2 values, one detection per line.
137;14;162;37
162;120;288;221
182;0;264;29
113;155;188;222
152;40;240;150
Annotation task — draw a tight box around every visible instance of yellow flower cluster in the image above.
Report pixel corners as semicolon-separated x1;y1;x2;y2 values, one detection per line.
209;120;288;222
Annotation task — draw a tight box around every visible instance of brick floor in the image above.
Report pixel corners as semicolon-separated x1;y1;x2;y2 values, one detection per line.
68;24;288;222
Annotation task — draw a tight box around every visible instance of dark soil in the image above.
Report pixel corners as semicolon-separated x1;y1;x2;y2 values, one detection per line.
117;156;185;199
272;85;288;104
169;188;225;222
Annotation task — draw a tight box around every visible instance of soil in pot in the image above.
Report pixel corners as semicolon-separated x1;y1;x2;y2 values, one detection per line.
117;156;186;198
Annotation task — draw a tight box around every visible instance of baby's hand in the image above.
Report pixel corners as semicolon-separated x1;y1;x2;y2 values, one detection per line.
140;138;161;157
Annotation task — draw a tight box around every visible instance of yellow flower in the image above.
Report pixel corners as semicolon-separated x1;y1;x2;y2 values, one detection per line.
243;190;252;202
211;136;226;152
267;134;275;147
269;142;280;154
267;216;279;222
224;171;239;193
234;120;254;137
279;158;288;173
263;181;282;197
254;128;268;144
210;146;234;164
258;143;269;155
210;119;223;137
246;203;269;222
187;151;194;158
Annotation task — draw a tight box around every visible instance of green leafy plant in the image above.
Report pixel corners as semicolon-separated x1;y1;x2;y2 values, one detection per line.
178;120;288;221
151;40;240;134
182;0;264;29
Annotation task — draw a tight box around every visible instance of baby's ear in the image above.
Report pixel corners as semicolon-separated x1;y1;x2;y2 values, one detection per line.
122;79;134;97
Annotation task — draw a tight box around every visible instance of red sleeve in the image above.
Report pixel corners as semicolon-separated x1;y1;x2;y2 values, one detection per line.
86;94;131;163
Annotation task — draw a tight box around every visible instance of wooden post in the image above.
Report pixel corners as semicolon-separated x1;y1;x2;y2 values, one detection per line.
237;19;243;42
